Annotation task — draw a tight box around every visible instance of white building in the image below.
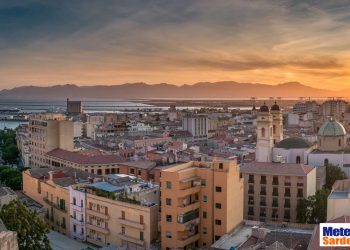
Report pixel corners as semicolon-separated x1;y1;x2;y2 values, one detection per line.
69;185;86;242
182;113;208;143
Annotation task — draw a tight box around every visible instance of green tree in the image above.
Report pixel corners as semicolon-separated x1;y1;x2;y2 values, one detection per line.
0;168;22;190
325;164;347;190
0;200;51;250
296;188;330;224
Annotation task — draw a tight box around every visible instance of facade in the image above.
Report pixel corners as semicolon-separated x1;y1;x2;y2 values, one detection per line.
182;114;208;143
161;160;243;249
69;185;86;241
46;148;124;175
29;113;74;168
327;179;350;220
67;98;82;116
241;162;316;223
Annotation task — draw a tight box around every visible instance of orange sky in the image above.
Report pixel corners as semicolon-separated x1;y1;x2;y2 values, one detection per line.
1;1;350;90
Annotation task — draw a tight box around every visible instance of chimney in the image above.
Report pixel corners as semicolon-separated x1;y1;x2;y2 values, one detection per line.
48;171;54;181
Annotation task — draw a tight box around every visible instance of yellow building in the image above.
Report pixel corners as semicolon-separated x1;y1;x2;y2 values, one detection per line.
85;188;159;248
29;113;74;168
161;160;243;249
22;167;95;236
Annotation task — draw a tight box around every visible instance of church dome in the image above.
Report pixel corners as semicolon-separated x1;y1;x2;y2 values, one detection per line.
259;102;269;112
271;101;280;111
275;137;311;149
318;118;346;137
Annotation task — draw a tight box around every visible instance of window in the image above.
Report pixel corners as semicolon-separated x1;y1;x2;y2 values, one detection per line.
248;175;254;183
215;235;221;241
260;176;266;184
272;176;278;185
215;219;221;225
121;211;125;219
261;127;265;137
296;156;301;164
201;179;206;186
203;195;207;202
215;186;222;192
273;125;276;134
203;211;207;218
130;168;135;175
138;169;142;176
166;198;171;206
97;169;102;175
166;231;172;238
219;163;223;169
80;200;83;208
73;197;76;205
140;215;144;224
166;181;172;189
73;224;76;233
339;139;342;147
203;227;208;234
215;203;222;209
324;158;329;166
166;215;172;222
140;231;144;241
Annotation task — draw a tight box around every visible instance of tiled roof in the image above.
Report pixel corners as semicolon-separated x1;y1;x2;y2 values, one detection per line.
275;137;312;149
46;148;124;165
241;161;315;176
119;161;156;170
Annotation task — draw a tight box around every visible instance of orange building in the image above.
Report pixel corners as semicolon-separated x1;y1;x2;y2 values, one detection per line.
161;160;243;249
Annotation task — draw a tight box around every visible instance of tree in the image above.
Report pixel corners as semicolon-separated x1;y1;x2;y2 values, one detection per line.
325;164;347;190
0;168;22;190
0;200;51;250
296;188;330;224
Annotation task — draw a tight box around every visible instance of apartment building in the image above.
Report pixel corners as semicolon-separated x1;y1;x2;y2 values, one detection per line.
68;174;159;248
161;160;243;249
182;114;208;143
241;162;316;223
46;148;124;175
29;113;74;167
22;167;97;236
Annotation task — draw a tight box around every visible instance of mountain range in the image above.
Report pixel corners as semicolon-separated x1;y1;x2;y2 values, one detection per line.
0;81;347;99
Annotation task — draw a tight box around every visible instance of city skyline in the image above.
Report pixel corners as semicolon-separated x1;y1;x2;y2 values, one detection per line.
1;0;350;90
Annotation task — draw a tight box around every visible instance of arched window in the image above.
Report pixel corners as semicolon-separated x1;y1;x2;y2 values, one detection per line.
273;125;276;134
339;139;342;147
261;127;265;138
296;156;301;164
324;158;329;166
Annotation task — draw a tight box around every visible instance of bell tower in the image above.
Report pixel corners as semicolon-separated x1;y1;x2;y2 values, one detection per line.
270;101;283;145
256;103;274;162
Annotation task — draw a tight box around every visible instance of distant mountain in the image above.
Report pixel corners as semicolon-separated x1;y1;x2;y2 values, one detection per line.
0;81;346;99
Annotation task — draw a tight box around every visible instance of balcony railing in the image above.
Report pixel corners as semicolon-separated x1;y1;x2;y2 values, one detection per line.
117;217;145;230
260;191;266;195
284;182;291;186
260;201;266;206
284;203;290;208
297;183;304;187
272;181;279;185
272;202;278;207
285;192;291;197
248;179;254;184
86;208;110;220
248;190;254;194
272;192;278;196
118;233;145;246
248;210;254;216
43;197;66;212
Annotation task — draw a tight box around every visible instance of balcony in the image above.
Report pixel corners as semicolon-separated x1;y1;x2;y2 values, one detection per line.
86;235;104;247
248;210;254;216
71;203;83;212
177;218;200;231
248;190;254;195
272;181;279;185
177;233;200;248
284;182;291;186
248;179;254;184
272;202;278;208
272;192;278;197
117;217;145;230
86;223;110;235
118;233;145;246
177;202;200;215
70;215;84;225
297;183;304;187
284;203;290;208
260;201;266;206
86;208;110;220
260;190;266;195
285;192;291;197
179;185;201;197
43;197;66;212
297;193;303;198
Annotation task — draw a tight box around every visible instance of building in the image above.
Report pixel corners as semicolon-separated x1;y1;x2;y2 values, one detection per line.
22;167;97;236
241;162;316;223
182;114;208;143
16;124;30;168
29;113;74;168
161;160;243;249
67;98;82;116
327;179;350;220
0;219;18;250
45;148;125;175
0;187;17;206
82;175;159;248
255;102;283;162
319;99;347;121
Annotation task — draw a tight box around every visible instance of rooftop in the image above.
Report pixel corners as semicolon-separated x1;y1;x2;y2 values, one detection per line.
46;148;124;165
275;137;312;149
241;161;314;176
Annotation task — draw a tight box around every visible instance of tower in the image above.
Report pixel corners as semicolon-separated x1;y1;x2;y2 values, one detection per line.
256;103;274;162
270;101;283;145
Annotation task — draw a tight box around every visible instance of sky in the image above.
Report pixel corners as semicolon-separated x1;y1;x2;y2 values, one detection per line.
1;0;350;90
